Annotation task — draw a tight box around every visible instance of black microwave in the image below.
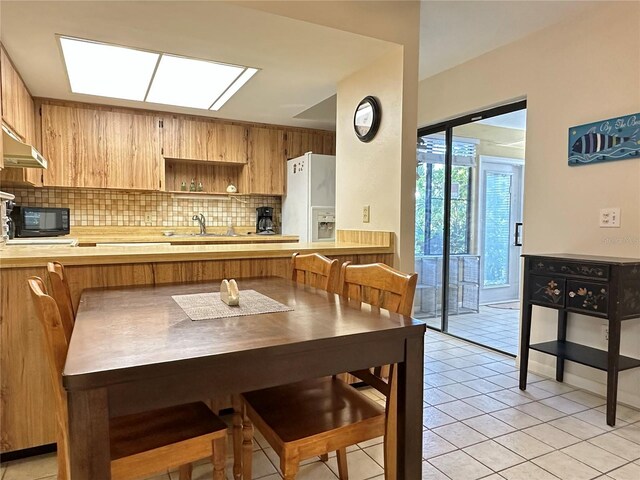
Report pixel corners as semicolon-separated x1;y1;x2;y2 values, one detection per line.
10;206;70;237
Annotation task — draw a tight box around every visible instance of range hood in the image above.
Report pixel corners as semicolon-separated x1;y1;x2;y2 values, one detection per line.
2;125;48;169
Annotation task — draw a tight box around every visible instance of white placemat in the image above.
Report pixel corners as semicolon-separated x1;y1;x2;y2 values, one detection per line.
172;289;293;321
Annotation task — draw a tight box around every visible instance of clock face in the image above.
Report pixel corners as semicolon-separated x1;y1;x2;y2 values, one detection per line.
354;96;380;142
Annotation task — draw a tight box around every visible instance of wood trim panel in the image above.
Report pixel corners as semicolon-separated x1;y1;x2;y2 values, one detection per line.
336;230;394;247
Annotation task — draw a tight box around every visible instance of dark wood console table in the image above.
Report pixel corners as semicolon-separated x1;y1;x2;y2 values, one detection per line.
519;253;640;426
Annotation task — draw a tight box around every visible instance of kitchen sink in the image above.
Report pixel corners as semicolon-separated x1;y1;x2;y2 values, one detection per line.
168;233;246;238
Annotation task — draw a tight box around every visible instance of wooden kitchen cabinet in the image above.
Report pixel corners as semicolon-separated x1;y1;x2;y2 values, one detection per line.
1;46;36;145
0;45;42;186
162;115;247;164
162;116;207;161
102;111;161;190
41;103;162;190
41;104;103;188
285;130;335;159
0;52;3;171
244;127;286;195
207;123;248;163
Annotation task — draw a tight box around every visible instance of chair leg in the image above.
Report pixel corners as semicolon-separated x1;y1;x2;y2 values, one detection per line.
336;448;349;480
232;395;244;480
320;453;329;462
242;404;254;480
212;437;226;480
179;464;193;480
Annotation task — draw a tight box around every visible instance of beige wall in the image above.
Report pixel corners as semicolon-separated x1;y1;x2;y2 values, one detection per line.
244;1;421;272
336;43;419;271
336;47;404;245
418;3;640;406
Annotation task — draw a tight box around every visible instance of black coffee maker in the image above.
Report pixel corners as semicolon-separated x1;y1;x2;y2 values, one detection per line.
256;206;275;235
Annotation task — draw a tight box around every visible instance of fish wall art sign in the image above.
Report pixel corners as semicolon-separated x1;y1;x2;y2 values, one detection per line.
569;113;640;166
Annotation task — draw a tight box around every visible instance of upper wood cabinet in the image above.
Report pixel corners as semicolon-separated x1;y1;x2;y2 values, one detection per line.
285;130;335;160
244;127;286;195
30;98;335;195
207;123;247;164
41;103;161;190
162;116;247;164
42;104;102;188
0;45;41;185
0;55;3;170
1;46;35;144
102;111;161;191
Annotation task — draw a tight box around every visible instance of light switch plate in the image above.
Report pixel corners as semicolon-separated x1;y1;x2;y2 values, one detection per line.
362;205;370;223
599;208;620;228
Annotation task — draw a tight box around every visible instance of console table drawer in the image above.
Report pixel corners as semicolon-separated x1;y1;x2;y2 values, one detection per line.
567;280;609;315
529;275;565;307
530;259;609;280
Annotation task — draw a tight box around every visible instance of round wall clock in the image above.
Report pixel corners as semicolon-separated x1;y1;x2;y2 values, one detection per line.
353;96;381;142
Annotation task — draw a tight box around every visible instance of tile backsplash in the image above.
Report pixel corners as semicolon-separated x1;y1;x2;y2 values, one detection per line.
9;187;281;228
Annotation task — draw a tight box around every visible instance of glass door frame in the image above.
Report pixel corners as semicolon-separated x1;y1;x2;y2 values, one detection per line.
417;100;527;345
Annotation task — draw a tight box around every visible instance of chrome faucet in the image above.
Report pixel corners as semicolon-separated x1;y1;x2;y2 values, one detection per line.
225;219;236;236
192;213;206;235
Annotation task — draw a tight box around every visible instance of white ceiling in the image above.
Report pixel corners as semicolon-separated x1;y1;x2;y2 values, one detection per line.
0;1;394;130
419;0;602;79
0;1;606;130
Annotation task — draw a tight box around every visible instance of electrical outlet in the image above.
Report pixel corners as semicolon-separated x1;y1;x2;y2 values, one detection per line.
362;205;370;223
145;214;152;225
601;324;609;342
599;208;620;227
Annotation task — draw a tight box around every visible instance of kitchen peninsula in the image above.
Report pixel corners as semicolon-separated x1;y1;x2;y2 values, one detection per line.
0;229;393;452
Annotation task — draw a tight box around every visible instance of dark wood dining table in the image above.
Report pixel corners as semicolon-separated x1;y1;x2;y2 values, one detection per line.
63;277;426;479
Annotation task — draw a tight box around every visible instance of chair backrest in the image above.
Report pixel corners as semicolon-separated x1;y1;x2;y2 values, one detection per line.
291;252;340;293
339;262;418;316
47;262;75;343
339;262;417;480
28;276;70;478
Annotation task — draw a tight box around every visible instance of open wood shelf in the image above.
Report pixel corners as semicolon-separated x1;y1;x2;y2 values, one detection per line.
530;340;640;372
162;156;246;167
166;190;249;197
164;158;245;195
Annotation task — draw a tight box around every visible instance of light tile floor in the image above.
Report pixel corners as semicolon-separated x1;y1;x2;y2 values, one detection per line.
424;306;520;355
2;330;639;480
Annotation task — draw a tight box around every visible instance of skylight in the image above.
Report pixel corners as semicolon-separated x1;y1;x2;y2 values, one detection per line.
59;36;258;110
146;55;244;109
60;37;159;101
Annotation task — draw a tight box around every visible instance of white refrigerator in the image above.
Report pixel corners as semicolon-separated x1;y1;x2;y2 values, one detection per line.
282;153;336;242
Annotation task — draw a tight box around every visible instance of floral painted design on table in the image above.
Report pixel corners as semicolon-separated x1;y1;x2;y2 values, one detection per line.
569;286;608;312
535;279;563;304
568;113;640;166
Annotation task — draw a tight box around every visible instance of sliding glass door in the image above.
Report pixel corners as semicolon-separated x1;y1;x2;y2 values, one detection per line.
414;101;527;355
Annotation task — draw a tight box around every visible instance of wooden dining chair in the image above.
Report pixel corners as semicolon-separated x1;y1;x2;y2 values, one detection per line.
28;277;228;480
290;252;340;293
234;262;418;480
47;261;75;343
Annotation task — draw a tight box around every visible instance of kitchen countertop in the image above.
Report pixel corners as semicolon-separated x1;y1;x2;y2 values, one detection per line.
0;235;393;269
0;241;392;268
65;226;299;245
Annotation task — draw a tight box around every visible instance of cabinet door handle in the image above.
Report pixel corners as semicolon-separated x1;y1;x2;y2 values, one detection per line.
514;222;523;246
